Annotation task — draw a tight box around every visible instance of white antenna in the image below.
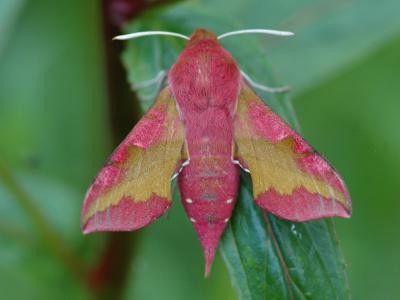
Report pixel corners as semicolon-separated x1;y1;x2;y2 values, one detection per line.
218;29;294;40
113;31;189;41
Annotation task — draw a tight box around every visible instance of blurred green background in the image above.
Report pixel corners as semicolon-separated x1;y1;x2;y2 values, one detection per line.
1;0;399;299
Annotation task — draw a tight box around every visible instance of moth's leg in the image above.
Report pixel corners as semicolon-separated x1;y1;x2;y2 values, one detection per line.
240;70;290;93
231;141;250;173
171;159;190;180
232;159;250;173
171;141;190;181
131;70;166;90
131;70;167;103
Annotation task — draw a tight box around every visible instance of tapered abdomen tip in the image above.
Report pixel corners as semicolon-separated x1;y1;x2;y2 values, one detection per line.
204;246;216;277
192;222;227;277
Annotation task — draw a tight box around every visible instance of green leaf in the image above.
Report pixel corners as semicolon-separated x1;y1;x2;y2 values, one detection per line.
294;37;400;300
121;0;400;94
1;0;398;298
120;0;386;298
220;174;349;300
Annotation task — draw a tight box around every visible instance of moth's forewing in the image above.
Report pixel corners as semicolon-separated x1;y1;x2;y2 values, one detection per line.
234;84;351;221
81;88;185;233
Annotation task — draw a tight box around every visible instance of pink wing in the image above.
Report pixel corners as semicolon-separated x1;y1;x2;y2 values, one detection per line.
81;88;185;233
234;84;352;221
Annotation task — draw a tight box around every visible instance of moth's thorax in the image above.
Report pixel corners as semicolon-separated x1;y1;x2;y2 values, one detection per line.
168;30;240;117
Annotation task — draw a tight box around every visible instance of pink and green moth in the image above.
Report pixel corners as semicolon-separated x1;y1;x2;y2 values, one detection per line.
81;28;352;276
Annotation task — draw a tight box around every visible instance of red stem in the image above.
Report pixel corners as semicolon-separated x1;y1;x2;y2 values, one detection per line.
86;0;177;298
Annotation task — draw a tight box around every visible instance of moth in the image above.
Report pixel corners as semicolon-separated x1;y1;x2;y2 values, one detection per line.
81;28;352;276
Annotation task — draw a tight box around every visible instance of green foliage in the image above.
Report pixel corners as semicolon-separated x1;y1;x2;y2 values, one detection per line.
294;37;400;300
122;16;350;295
0;0;108;298
220;175;349;300
1;0;400;299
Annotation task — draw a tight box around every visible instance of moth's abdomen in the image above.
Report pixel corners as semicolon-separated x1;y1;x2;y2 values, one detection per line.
178;155;239;275
179;156;239;222
168;34;241;275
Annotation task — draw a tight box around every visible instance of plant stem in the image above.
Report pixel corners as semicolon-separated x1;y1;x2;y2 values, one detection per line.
85;1;142;298
87;1;180;297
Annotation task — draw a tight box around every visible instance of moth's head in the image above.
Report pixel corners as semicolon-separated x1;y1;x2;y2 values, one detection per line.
187;29;219;47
